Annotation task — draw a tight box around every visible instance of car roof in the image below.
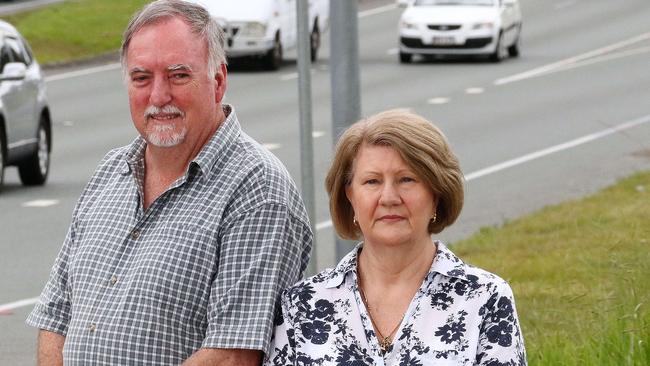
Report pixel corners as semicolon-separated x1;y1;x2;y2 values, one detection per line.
0;20;20;39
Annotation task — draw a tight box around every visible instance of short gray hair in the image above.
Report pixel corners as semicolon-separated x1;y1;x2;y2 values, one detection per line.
120;0;226;77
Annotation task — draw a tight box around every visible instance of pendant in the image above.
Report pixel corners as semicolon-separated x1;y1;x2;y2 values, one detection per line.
379;337;391;353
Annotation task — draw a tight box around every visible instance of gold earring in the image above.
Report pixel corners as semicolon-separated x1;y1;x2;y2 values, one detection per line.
431;212;437;223
353;217;358;226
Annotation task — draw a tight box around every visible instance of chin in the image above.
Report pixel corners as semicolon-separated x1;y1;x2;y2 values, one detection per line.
146;129;187;147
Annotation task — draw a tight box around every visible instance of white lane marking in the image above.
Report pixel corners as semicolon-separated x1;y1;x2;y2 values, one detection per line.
62;120;75;127
280;69;315;81
548;45;650;74
22;199;60;208
494;31;650;85
465;114;650;180
263;143;282;150
359;3;398;18
312;131;325;138
427;97;450;105
465;87;484;94
317;113;650;231
387;48;399;55
45;62;122;83
0;297;39;313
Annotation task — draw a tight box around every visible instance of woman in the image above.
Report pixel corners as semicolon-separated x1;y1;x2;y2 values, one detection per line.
265;109;526;365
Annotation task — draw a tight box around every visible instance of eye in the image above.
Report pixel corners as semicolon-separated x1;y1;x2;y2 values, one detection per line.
400;176;416;183
363;178;380;185
170;72;191;83
130;74;150;85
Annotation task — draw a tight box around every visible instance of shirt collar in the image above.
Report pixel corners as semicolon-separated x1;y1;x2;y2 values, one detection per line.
324;240;470;289
120;104;241;181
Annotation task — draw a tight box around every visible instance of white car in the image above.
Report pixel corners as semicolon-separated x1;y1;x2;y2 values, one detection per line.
397;0;522;63
187;0;329;70
0;20;51;191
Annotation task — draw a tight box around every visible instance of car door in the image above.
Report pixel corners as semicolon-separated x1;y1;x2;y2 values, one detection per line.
278;0;297;50
499;0;517;44
0;38;33;150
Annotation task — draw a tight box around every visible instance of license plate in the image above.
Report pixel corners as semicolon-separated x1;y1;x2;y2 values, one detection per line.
431;36;455;45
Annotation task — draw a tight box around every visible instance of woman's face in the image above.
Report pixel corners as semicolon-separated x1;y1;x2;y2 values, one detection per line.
345;144;437;248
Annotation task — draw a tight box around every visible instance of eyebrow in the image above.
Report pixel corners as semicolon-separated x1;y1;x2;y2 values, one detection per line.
167;64;193;72
128;64;193;76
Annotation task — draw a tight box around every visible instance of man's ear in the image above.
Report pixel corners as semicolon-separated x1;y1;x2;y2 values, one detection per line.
214;63;227;103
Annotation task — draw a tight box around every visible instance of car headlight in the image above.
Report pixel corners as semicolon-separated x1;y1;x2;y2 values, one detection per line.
400;20;418;30
239;22;267;37
472;22;494;30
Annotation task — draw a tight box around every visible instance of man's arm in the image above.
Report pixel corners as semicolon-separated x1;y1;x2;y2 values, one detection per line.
37;330;65;366
182;348;262;366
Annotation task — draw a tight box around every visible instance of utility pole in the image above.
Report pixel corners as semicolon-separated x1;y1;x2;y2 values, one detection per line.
296;0;317;275
330;0;361;260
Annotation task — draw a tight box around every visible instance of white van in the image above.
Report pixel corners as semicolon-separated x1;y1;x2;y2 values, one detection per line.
187;0;329;70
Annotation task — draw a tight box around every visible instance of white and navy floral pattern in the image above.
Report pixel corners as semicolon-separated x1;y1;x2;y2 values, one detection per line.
264;242;526;366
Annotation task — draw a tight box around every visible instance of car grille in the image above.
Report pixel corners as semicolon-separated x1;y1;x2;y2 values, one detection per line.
400;36;493;49
427;24;462;31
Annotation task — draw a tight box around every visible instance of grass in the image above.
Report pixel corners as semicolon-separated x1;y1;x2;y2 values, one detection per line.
453;171;650;365
2;0;150;65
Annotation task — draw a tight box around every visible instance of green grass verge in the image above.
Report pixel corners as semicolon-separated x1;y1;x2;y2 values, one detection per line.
454;171;650;365
2;0;150;65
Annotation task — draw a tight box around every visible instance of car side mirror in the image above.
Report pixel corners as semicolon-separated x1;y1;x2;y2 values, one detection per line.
397;0;415;8
0;62;27;81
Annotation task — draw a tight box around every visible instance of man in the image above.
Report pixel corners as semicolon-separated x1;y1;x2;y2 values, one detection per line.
26;1;313;365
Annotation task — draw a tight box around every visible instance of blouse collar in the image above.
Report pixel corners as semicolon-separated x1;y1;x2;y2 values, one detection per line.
324;240;471;289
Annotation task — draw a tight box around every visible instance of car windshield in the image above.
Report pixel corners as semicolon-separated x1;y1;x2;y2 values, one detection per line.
414;0;495;6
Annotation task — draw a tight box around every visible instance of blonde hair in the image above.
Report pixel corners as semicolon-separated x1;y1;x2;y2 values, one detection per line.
325;109;464;239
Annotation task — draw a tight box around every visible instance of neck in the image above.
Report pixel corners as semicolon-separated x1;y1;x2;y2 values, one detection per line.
358;238;436;287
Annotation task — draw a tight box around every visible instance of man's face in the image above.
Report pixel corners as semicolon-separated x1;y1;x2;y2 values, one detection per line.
125;17;226;148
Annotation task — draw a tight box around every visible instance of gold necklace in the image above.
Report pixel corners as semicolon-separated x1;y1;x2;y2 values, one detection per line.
358;278;405;354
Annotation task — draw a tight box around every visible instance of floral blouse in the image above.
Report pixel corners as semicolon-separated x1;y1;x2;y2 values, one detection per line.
264;242;526;366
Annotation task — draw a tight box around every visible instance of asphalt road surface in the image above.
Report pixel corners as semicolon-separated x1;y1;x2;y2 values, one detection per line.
2;0;650;363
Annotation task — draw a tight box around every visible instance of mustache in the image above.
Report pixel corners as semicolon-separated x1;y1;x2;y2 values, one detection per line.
144;105;185;119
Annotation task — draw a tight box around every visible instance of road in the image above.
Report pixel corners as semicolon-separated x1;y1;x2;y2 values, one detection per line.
1;0;650;363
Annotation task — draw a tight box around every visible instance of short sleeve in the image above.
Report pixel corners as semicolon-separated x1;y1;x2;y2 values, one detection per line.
202;202;312;354
476;281;527;365
263;291;296;366
25;223;75;335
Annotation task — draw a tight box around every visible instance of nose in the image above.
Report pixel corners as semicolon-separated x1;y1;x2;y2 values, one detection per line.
149;76;172;107
379;182;401;206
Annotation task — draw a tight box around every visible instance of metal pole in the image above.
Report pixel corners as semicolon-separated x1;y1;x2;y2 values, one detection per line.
296;0;317;275
330;0;361;260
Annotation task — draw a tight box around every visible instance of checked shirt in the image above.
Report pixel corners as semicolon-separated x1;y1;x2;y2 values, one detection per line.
27;106;313;365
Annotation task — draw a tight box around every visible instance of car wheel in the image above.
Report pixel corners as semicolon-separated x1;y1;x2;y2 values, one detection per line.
263;34;283;70
490;31;508;62
0;125;5;192
18;116;50;186
508;25;522;57
399;51;412;63
310;24;320;62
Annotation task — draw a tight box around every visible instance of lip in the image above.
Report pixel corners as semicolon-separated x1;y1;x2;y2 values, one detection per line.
379;215;404;221
149;113;181;121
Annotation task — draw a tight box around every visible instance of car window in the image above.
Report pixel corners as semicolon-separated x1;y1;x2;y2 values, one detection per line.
18;36;33;65
5;37;26;64
415;0;495;5
0;43;12;72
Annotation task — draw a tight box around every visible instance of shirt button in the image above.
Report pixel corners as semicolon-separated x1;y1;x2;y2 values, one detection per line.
110;275;118;285
89;323;96;332
130;229;140;240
